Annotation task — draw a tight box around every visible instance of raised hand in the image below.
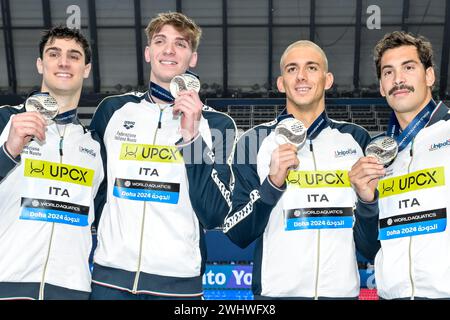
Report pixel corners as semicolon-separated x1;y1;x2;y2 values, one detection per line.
5;112;46;158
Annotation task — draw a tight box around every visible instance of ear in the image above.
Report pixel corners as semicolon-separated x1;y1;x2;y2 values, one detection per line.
379;79;387;97
144;46;151;63
36;58;43;75
189;52;198;68
83;63;92;79
425;66;435;87
324;72;334;90
276;76;285;93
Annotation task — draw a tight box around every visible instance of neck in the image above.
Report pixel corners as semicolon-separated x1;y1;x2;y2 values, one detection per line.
149;73;171;89
149;78;172;104
286;102;325;128
41;87;80;114
150;94;169;104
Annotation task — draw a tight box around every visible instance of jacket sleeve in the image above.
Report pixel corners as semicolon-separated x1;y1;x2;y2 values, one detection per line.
89;101;111;230
353;191;381;261
0;143;20;182
0;106;21;182
223;129;285;248
351;128;381;261
90;129;108;230
176;111;237;229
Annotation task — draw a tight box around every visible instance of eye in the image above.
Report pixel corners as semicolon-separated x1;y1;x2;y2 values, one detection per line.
48;51;59;58
70;54;80;60
176;40;188;48
307;65;318;71
286;66;297;73
383;70;393;77
405;64;415;71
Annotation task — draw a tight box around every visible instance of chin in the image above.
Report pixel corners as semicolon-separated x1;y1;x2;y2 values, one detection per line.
391;103;415;113
52;87;77;94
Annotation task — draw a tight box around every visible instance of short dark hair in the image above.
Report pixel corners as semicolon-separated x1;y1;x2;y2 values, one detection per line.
374;31;434;79
39;26;91;64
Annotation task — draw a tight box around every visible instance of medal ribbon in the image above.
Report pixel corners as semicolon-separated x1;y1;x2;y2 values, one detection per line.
307;111;328;140
148;70;200;103
387;100;437;152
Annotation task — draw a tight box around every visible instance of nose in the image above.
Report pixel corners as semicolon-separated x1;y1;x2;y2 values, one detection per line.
393;70;405;86
296;67;307;81
57;55;70;68
163;42;175;55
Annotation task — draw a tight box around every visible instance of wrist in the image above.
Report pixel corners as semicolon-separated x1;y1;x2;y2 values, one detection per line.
4;142;19;159
357;191;376;203
182;130;199;143
268;175;285;189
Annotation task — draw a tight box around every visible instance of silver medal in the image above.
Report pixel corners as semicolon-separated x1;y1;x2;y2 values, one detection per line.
25;93;59;124
275;117;307;150
170;73;201;98
365;136;398;167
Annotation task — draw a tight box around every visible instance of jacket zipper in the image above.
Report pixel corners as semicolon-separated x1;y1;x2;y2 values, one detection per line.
39;126;67;299
407;140;415;300
132;104;166;293
310;141;321;300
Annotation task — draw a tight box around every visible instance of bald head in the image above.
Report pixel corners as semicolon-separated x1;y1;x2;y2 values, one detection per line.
279;40;329;73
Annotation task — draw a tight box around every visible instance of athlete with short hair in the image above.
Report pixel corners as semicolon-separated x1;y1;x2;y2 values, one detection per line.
0;26;104;300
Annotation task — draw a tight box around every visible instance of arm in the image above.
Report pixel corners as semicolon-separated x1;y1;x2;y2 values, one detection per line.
177;111;237;229
223;131;298;248
0;107;18;181
353;190;381;261
90;129;108;230
0;143;20;181
0;106;45;181
349;156;385;261
89;100;112;230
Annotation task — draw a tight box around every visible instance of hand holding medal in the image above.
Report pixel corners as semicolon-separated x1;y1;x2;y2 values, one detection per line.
4;93;54;158
348;136;392;203
170;73;202;142
169;73;201;99
275;117;307;150
268;118;305;188
365;136;398;167
24;93;59;125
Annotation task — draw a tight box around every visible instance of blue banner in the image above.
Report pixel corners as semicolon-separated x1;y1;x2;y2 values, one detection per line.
20;207;88;226
203;265;253;289
379;218;446;240
286;216;353;230
113;186;179;204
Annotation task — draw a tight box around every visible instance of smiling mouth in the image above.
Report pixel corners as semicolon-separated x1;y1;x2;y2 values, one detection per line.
295;87;311;93
160;60;177;65
55;72;73;78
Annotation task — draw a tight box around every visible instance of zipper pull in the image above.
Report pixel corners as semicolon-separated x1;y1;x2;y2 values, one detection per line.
59;137;64;156
158;108;163;129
